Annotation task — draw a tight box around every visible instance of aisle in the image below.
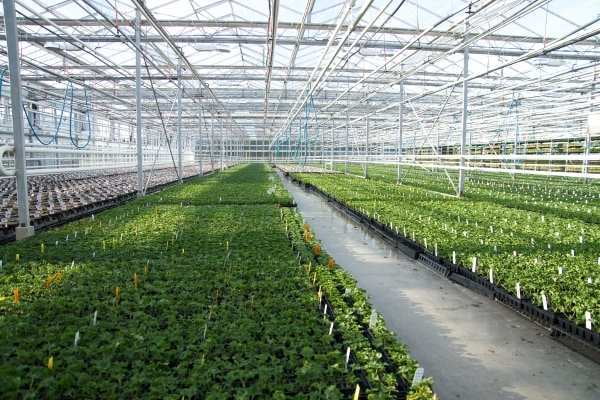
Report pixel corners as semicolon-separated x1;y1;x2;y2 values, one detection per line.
281;175;600;400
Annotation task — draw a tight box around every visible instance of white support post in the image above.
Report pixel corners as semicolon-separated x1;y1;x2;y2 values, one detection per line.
365;115;369;178
176;57;183;183
4;0;34;239
209;112;215;170
397;82;404;184
457;19;470;197
321;121;325;166
220;115;224;171
135;7;144;196
330;117;334;171
198;99;203;176
345;110;349;174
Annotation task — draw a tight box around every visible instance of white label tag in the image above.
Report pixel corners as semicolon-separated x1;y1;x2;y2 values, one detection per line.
571;249;575;257
369;309;377;329
323;304;328;316
489;268;494;284
411;367;425;387
542;294;548;311
434;243;438;257
516;282;521;299
92;310;98;326
472;257;477;272
585;311;592;330
452;251;456;264
328;322;334;335
345;347;351;368
558;266;563;275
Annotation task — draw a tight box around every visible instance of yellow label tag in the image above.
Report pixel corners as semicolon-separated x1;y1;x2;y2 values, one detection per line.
47;356;54;370
13;288;20;304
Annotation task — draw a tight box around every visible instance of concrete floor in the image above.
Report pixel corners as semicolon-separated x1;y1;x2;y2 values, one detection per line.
281;176;600;400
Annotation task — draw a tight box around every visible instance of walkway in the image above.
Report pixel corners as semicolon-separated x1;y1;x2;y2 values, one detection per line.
281;175;600;400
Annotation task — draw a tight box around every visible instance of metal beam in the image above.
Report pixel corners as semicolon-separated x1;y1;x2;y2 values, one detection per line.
11;18;599;46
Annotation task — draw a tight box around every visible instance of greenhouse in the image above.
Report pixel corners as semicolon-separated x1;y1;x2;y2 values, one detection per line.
1;0;599;399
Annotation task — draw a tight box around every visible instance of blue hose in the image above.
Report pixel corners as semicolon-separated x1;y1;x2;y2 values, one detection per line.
68;85;92;149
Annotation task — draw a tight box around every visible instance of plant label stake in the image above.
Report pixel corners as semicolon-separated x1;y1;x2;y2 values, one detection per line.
452;251;456;265
369;309;377;329
328;322;334;336
92;310;98;326
434;243;438;257
516;283;521;300
571;249;575;257
345;347;351;369
489;268;494;284
353;385;360;400
471;257;477;273
541;293;548;311
323;304;328;317
13;288;20;304
411;367;425;387
47;356;54;370
585;312;592;330
558;266;563;275
317;286;322;303
92;251;96;258
74;331;80;347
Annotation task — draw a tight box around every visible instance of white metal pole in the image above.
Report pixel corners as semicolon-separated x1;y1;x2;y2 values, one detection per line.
4;0;34;239
198;99;203;176
176;57;183;182
330;117;334;170
345;110;349;174
135;7;144;196
397;82;404;183
220;115;224;171
457;20;469;197
365;115;369;178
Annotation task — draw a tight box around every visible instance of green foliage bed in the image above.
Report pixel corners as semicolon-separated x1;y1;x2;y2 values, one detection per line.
0;164;432;399
294;166;600;332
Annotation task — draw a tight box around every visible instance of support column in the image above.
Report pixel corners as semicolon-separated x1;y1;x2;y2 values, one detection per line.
397;82;404;183
330;117;334;171
198;98;203;176
4;0;33;239
365;115;369;178
135;7;144;196
345;110;349;174
176;57;183;183
220;115;224;171
457;20;469;197
209;112;215;170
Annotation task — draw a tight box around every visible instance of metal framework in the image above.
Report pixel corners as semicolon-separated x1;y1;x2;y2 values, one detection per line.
0;0;599;223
